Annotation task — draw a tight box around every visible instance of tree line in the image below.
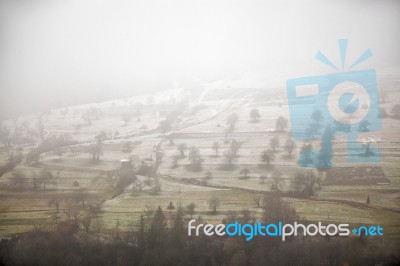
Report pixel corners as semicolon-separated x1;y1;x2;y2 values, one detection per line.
0;193;398;266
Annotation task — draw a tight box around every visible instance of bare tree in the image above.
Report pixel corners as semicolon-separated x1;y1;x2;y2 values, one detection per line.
262;193;297;224
362;142;374;156
89;203;102;217
152;178;162;193
186;202;196;218
144;205;155;220
81;214;91;233
95;131;108;142
74;188;88;206
311;110;323;128
212;141;220;156
270;136;280;151
253;194;263;208
188;146;202;170
292;170;317;196
299;143;314;167
290;173;303;192
70;146;79;156
208;196;220;214
82;106;102;125
250;108;261;122
48;196;62;213
302;170;317;196
276;116;288;132
87;143;103;162
240;168;250;178
204;170;213;179
167;133;175;145
223;149;236;166
64;200;80;221
54;147;64;159
224;128;230;143
270;171;284;191
82;112;92;125
284;138;296;156
177;143;187;157
260;150;274;166
229;139;241;156
92;218;105;242
226;113;239;131
259;175;267;184
39;169;53;190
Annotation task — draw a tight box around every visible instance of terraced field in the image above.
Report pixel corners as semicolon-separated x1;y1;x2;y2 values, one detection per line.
1;76;399;249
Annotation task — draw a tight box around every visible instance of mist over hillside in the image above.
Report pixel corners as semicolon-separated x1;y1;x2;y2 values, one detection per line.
1;0;399;120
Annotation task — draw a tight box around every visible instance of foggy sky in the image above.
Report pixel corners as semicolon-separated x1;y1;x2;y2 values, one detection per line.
0;0;399;120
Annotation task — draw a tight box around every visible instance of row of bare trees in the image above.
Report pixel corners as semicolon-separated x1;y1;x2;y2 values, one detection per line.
228;110;289;132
